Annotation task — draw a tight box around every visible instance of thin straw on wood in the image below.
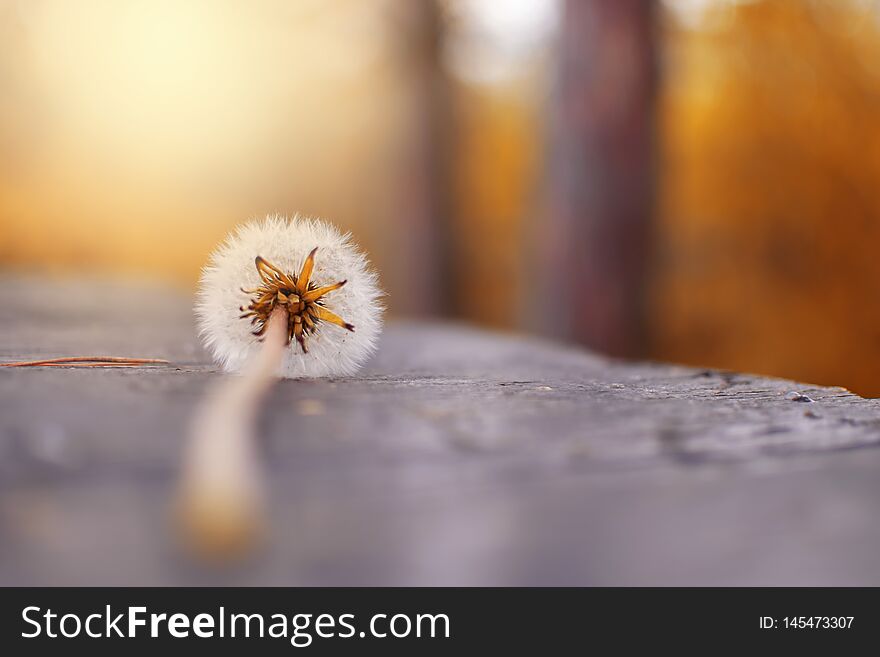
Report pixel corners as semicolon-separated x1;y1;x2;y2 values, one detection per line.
0;356;169;367
175;305;287;559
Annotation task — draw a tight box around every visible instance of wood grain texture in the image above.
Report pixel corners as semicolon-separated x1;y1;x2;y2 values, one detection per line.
1;276;880;585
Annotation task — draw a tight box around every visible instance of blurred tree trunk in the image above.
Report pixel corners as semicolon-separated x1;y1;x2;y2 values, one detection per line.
394;0;454;316
541;0;658;357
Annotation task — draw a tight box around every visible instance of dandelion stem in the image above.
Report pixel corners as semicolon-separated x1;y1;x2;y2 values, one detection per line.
176;305;288;560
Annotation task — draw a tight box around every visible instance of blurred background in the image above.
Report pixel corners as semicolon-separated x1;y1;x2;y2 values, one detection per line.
2;0;880;395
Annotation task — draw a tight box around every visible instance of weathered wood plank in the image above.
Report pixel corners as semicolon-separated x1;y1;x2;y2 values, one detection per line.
1;276;880;585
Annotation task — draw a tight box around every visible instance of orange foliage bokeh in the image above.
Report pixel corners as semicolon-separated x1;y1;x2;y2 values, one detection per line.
653;0;880;395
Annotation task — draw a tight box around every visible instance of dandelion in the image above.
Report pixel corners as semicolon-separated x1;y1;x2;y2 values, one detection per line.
196;214;383;378
179;214;383;558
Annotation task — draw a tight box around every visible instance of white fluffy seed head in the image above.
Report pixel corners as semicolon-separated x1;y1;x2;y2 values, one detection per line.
196;214;384;378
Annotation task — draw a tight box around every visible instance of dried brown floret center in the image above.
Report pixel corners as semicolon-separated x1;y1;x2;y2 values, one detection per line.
238;249;354;354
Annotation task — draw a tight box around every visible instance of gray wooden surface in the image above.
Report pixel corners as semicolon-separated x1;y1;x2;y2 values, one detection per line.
2;275;880;585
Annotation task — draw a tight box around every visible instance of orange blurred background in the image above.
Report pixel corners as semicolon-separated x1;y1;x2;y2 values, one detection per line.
3;0;880;395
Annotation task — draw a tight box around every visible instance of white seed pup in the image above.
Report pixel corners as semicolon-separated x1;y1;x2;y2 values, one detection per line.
178;215;382;559
196;215;383;377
